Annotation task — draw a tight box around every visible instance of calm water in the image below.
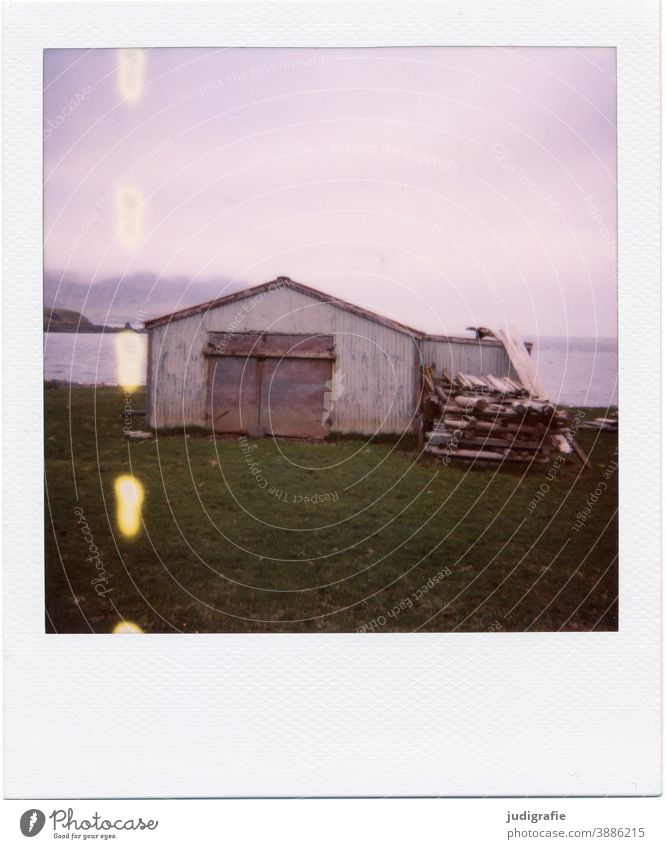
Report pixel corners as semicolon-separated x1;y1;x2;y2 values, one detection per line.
44;332;147;387
44;332;618;408
529;336;617;408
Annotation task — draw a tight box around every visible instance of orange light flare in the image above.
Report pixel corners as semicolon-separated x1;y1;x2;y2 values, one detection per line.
114;474;145;538
112;620;144;634
114;329;145;391
115;185;143;248
117;48;145;102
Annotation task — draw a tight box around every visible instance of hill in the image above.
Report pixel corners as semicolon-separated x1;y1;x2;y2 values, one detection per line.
44;306;99;332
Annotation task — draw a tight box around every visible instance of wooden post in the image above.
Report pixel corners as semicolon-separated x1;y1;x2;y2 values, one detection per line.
569;437;592;470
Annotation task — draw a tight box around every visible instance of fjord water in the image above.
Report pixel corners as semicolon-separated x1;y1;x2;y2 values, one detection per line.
529;335;617;408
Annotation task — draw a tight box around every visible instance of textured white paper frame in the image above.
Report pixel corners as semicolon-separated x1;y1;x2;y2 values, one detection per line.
3;0;660;797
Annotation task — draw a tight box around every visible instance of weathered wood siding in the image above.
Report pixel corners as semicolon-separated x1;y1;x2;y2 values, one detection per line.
147;286;422;434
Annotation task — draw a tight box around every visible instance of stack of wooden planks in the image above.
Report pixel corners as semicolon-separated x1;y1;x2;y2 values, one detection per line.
420;366;575;464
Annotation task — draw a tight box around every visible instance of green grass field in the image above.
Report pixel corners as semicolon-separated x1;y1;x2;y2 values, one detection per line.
45;385;618;633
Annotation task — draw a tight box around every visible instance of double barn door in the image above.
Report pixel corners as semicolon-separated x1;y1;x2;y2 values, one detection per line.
206;333;334;439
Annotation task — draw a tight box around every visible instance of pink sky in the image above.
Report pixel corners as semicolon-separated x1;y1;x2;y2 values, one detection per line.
44;47;617;336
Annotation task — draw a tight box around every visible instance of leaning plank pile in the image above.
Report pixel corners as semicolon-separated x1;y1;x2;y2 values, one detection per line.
421;366;573;464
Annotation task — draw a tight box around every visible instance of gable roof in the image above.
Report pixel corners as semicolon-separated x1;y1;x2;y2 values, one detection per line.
144;275;504;347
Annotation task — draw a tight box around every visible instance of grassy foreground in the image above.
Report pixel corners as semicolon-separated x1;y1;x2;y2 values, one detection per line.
45;386;618;633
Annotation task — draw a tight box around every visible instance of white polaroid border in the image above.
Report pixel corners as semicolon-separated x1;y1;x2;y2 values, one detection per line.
3;0;660;797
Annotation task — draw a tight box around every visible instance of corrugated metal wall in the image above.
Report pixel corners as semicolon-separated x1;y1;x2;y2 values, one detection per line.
146;286;519;434
147;286;421;434
421;337;517;381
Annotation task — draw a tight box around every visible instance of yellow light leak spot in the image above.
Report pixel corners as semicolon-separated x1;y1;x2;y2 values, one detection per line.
115;185;143;248
115;329;145;391
114;475;144;538
113;620;144;634
117;48;145;102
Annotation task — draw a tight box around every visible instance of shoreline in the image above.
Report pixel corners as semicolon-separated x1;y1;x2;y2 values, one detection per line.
44;326;146;334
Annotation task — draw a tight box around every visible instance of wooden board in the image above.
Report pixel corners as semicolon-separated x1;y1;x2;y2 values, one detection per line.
207;331;335;359
208;356;261;433
260;357;332;438
207;338;333;438
494;327;548;400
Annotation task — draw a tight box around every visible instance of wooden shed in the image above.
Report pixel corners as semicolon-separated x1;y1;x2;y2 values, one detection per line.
144;277;515;438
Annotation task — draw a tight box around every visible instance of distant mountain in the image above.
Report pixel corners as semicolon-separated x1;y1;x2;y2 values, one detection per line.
44;271;246;327
44;307;94;329
43;307;138;333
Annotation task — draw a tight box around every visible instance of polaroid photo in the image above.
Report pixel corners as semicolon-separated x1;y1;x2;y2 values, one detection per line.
2;0;660;801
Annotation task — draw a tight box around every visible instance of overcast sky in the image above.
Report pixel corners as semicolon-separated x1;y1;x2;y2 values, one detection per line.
44;47;617;337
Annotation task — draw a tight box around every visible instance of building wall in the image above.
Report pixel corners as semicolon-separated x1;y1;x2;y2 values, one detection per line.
420;337;517;381
146;286;521;434
147;285;422;434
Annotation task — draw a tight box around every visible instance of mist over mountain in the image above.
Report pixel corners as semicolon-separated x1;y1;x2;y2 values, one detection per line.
44;271;246;327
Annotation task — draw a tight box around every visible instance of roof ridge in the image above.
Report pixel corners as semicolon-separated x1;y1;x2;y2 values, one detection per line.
143;275;504;348
144;275;426;337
